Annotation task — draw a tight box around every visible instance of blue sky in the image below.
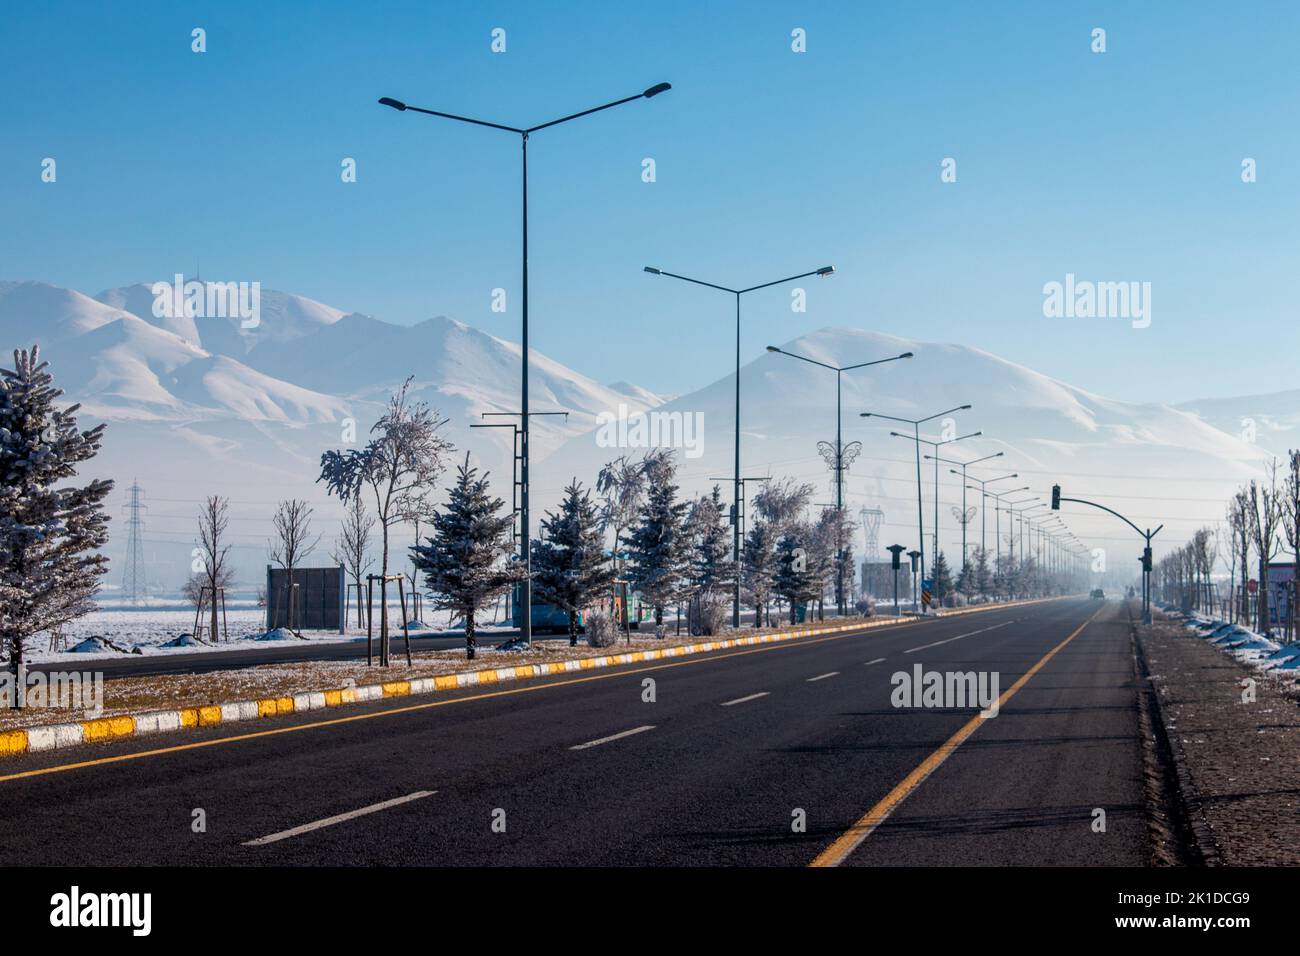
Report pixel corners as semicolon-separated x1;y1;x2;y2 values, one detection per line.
3;0;1297;403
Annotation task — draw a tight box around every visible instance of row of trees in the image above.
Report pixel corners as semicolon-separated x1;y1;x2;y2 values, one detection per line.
1159;451;1300;639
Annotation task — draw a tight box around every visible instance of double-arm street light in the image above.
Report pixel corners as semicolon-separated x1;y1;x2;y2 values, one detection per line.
860;405;971;605
379;82;671;645
644;265;834;626
962;471;1018;561
985;488;1032;593
889;421;977;574
765;345;912;614
925;451;1003;569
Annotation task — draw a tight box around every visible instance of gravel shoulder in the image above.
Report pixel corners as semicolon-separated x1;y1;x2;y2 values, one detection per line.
1138;615;1300;866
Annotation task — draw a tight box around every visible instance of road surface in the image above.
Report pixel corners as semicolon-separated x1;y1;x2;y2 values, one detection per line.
0;598;1148;866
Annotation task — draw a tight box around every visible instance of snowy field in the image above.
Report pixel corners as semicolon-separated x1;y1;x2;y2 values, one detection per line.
17;606;518;664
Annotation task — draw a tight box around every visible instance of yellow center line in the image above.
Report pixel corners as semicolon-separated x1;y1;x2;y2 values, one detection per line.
808;606;1103;868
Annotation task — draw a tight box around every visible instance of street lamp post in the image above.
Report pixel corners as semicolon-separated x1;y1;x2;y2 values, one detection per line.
645;265;835;627
962;472;1018;560
765;345;912;615
986;489;1032;598
379;82;671;645
889;424;980;582
860;405;972;610
926;451;1003;569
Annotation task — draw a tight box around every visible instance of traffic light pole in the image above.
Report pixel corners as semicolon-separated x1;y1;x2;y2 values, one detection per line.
1051;484;1162;624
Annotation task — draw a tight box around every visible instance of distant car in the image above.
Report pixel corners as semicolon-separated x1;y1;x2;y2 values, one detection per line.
1090;588;1105;600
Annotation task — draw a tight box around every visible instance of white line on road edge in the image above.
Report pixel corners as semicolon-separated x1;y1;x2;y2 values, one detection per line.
570;725;656;750
720;692;770;707
807;672;839;682
864;658;887;666
903;621;1014;655
243;790;436;846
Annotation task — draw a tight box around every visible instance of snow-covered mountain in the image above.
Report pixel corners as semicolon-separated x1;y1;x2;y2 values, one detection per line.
0;279;665;591
1174;390;1300;460
536;327;1270;565
2;279;1279;591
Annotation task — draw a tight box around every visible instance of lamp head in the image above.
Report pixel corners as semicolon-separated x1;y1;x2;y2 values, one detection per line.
378;97;408;111
643;82;672;98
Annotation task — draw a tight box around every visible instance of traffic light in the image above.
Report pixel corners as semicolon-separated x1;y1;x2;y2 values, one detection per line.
1141;547;1152;572
1051;484;1061;510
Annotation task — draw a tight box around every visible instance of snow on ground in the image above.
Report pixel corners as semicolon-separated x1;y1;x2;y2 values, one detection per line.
15;607;519;664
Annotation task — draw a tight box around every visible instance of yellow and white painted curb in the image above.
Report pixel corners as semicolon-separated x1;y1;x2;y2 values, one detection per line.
0;597;1061;760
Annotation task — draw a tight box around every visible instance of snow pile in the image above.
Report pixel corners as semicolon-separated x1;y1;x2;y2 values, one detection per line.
1179;616;1288;670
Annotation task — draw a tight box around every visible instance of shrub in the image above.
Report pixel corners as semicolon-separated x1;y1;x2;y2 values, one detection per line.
585;610;619;648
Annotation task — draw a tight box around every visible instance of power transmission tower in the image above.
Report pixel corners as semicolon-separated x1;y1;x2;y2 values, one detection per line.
860;505;883;561
121;479;148;604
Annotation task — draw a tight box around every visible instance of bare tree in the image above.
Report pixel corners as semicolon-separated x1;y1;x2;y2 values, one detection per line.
1282;450;1300;640
333;493;375;629
191;496;235;641
268;499;320;633
1245;461;1284;632
1228;490;1251;623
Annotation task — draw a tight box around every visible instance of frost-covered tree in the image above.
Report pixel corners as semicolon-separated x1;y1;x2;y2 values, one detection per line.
624;453;689;631
533;481;615;646
320;379;453;660
412;456;522;660
686;484;730;593
596;449;670;577
0;346;112;700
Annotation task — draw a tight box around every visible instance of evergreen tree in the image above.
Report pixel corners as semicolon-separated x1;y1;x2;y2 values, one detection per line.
774;526;818;623
972;547;992;599
412;455;522;660
624;455;689;631
0;347;113;702
686;484;730;593
742;521;777;628
931;550;954;604
533;481;615;646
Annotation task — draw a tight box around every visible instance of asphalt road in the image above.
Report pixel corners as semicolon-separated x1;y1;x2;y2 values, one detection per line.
0;598;1148;866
